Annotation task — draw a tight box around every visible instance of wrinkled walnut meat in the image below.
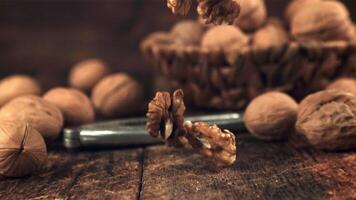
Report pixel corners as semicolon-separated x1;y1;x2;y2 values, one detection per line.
146;89;186;147
184;121;236;166
166;0;240;25
197;0;240;25
147;89;237;166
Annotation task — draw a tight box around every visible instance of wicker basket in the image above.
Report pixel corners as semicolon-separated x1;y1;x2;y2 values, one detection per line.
141;33;356;110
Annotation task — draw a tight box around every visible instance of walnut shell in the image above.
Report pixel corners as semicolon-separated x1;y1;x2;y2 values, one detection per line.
0;75;41;107
0;119;47;177
201;25;249;53
252;18;289;49
326;78;356;95
43;87;95;126
233;0;267;32
171;20;205;46
68;59;110;93
0;95;64;142
244;92;298;141
291;1;355;42
296;90;356;150
285;0;320;23
91;73;143;118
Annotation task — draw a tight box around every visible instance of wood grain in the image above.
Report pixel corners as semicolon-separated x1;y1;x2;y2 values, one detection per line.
140;133;356;200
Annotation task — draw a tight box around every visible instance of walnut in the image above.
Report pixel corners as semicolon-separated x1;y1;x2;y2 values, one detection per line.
146;89;187;147
252;18;289;49
197;0;241;25
171;20;204;46
68;58;110;93
285;0;320;23
0;95;64;142
244;92;298;141
326;78;356;95
184;121;236;166
166;0;192;15
0;75;42;107
296;90;356;150
43;87;95;126
91;73;143;118
233;0;267;32
291;1;355;42
201;25;249;53
146;89;237;166
0;119;47;177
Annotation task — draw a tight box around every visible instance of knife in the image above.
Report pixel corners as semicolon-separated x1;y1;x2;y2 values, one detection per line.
63;112;245;149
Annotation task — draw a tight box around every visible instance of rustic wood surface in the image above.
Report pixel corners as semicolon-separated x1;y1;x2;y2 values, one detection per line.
0;133;355;200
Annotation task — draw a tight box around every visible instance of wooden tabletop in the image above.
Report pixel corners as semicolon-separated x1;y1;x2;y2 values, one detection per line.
0;132;355;200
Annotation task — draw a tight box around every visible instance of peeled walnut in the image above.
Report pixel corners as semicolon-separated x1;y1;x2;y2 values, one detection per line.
296;90;356;150
0;95;64;142
326;78;356;95
68;59;110;93
291;1;355;42
184;121;236;166
171;20;204;46
244;92;298;141
197;0;240;25
252;18;289;49
233;0;267;32
146;89;187;147
43;87;95;126
202;25;249;53
0;119;47;177
0;75;41;107
167;0;192;15
285;0;320;23
91;73;143;118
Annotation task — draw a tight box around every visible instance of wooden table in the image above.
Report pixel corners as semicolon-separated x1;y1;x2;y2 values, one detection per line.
0;133;355;200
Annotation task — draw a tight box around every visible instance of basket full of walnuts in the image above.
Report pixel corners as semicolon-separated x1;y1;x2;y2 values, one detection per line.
141;0;356;110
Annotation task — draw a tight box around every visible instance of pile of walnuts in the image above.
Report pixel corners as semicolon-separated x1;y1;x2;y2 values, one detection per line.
243;77;356;151
0;58;144;178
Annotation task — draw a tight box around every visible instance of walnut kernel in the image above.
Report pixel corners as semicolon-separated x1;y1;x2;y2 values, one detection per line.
197;0;241;25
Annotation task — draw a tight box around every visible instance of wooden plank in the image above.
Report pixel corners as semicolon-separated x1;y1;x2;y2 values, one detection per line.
140;133;356;200
0;147;143;200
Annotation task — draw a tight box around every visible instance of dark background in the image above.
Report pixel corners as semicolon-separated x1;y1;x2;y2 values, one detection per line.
0;0;355;90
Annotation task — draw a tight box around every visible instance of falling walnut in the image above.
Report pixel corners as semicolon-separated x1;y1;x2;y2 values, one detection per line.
166;0;240;25
146;89;237;166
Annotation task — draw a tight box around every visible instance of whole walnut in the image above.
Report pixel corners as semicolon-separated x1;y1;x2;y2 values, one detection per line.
285;0;320;23
0;119;47;177
326;78;356;95
201;25;249;53
0;75;41;107
171;20;205;46
91;73;143;118
233;0;267;32
68;59;110;93
244;92;298;141
43;87;95;126
252;18;289;49
291;1;355;42
296;90;356;150
0;95;64;142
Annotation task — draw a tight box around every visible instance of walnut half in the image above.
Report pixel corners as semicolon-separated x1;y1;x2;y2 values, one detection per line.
184;121;236;166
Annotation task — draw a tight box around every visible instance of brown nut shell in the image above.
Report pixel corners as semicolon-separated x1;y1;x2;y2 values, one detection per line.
68;59;110;93
0;119;47;177
202;25;249;53
252;18;289;49
0;95;64;142
285;0;320;23
233;0;267;32
326;78;356;95
291;1;355;42
171;20;204;46
91;73;143;118
43;87;95;126
244;92;298;141
296;90;356;150
0;75;41;107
